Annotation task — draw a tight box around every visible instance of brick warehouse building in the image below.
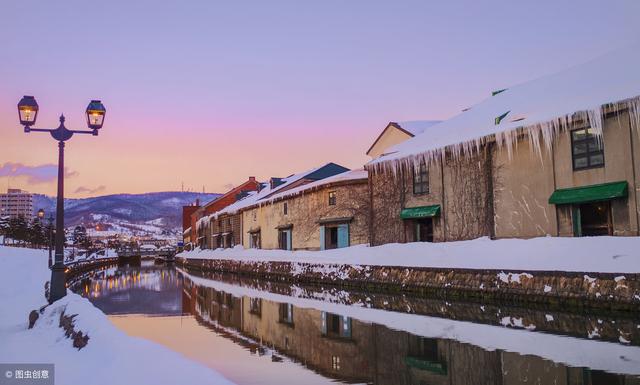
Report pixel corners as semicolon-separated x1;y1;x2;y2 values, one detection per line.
187;177;261;249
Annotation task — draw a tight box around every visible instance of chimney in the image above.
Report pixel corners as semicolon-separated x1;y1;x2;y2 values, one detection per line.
249;176;256;181
270;177;284;190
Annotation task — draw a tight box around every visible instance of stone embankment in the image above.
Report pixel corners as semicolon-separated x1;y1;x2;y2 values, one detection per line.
178;257;640;311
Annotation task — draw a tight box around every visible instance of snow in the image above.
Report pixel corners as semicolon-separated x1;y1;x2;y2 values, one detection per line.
198;168;366;226
179;269;640;376
397;120;442;136
179;236;640;274
497;271;533;284
262;169;367;204
369;42;640;171
0;246;235;385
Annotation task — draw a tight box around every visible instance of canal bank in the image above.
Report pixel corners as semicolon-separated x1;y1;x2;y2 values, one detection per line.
70;258;640;383
176;236;640;311
0;246;236;385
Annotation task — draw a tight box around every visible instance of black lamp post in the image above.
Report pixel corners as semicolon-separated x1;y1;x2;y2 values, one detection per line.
18;95;106;303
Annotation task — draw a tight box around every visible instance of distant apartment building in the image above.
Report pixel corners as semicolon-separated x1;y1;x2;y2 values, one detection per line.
0;189;34;219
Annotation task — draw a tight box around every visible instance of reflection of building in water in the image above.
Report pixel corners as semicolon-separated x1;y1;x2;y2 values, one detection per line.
183;278;638;385
72;265;183;315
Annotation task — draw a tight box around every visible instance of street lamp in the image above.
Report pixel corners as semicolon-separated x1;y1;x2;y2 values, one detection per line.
17;95;106;303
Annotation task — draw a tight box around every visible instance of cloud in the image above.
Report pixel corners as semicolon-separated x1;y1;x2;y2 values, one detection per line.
73;185;106;195
0;162;78;184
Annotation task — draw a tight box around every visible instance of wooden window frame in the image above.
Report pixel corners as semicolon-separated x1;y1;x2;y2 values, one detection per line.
571;128;605;171
328;191;336;206
412;163;429;195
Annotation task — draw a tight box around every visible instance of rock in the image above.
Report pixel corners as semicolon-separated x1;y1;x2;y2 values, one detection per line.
59;310;90;350
28;310;39;329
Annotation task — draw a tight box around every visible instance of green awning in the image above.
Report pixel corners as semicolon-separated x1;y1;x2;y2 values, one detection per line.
400;205;441;219
548;181;628;205
405;356;447;375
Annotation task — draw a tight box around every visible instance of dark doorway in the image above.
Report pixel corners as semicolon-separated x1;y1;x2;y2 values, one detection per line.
278;229;291;250
580;202;611;236
414;218;434;242
325;227;338;249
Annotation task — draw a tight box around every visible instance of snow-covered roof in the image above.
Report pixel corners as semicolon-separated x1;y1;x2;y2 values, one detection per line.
262;169;368;203
396;120;442;136
197;163;349;224
370;42;640;170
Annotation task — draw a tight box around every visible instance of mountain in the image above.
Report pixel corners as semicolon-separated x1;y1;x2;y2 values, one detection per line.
33;192;220;238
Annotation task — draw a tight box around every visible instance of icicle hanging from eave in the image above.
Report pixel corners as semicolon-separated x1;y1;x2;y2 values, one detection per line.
623;96;640;135
369;95;640;179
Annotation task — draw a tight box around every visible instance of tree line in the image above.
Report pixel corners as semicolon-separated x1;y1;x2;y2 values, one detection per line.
0;215;55;248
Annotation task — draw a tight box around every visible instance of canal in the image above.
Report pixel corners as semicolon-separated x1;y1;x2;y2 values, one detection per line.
69;260;640;385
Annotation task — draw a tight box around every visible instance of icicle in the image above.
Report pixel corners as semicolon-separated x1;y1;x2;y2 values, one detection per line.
370;96;640;178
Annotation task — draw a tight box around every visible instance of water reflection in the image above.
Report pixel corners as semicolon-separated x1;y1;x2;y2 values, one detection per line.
73;261;182;315
71;262;640;385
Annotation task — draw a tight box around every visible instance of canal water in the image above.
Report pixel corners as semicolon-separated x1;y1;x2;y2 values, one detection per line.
70;260;640;385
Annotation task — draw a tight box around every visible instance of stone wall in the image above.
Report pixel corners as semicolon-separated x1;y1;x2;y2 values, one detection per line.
242;179;369;250
178;257;640;311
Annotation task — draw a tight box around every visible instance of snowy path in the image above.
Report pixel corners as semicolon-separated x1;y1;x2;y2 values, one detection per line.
179;236;640;274
0;246;236;385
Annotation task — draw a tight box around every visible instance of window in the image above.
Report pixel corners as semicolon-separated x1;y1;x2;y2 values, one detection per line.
278;303;294;325
331;356;341;371
249;297;262;316
328;191;336;206
322;312;352;339
413;163;429;194
283;202;288;215
571;128;604;170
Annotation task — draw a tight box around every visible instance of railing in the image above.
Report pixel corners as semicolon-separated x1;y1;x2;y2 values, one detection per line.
116;249;176;258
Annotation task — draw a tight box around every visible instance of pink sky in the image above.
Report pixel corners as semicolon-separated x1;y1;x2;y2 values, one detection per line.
1;1;639;198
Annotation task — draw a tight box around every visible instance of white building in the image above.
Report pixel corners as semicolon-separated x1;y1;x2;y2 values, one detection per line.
0;189;34;219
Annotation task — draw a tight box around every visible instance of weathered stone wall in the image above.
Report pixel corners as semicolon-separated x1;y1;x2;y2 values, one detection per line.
369;150;493;244
178;257;640;311
493;138;557;238
242;180;369;250
210;212;242;248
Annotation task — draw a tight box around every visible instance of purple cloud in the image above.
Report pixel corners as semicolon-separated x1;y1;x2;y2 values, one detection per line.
73;185;106;195
0;162;78;184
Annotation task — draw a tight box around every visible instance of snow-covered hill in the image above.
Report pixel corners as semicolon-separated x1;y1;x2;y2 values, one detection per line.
33;192;220;238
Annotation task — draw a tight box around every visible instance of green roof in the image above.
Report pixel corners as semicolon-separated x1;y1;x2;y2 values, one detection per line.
400;205;441;219
548;181;628;205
